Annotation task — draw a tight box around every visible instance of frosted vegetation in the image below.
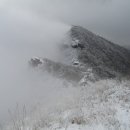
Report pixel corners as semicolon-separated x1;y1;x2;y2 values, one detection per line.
3;77;130;130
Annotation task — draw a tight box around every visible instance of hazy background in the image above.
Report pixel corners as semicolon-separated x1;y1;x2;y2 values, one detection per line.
1;0;130;46
0;0;130;125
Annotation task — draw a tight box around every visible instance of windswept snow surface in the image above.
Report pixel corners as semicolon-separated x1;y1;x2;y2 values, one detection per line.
5;79;130;130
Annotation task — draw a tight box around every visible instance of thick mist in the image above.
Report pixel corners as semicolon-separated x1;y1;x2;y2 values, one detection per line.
0;1;70;124
2;0;129;46
0;0;130;125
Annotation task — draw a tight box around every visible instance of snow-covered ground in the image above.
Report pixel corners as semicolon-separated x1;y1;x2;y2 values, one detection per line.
4;79;130;130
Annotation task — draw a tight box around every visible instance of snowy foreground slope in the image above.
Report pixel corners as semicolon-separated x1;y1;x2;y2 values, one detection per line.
5;79;130;130
4;26;130;130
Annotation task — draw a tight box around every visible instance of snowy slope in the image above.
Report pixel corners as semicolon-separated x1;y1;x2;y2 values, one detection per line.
60;26;130;78
4;79;130;130
4;26;130;130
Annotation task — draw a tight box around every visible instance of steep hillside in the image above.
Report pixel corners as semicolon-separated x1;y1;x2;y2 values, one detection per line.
60;26;130;78
29;26;130;82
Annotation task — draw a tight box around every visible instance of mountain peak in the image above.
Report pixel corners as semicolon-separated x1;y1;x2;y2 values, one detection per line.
30;25;130;80
68;26;130;77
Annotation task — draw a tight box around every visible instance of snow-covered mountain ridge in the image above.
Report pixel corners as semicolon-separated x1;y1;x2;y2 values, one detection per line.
4;26;130;130
67;26;130;78
29;26;130;81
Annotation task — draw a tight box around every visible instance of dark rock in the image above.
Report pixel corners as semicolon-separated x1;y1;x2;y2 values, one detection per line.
29;57;43;67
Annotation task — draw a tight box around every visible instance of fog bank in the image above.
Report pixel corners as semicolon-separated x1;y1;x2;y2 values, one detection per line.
0;2;70;124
